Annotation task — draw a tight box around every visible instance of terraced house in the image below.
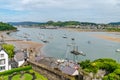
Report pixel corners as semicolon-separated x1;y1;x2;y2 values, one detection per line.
0;49;9;72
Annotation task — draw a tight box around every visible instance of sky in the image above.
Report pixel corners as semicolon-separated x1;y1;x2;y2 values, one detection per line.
0;0;120;23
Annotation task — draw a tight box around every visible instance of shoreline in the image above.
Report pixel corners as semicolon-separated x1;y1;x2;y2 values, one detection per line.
0;31;44;57
93;34;120;43
1;28;119;60
62;28;120;43
60;28;106;32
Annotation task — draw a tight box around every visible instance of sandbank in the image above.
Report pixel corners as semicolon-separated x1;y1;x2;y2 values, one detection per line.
62;28;120;43
93;34;120;43
0;31;44;56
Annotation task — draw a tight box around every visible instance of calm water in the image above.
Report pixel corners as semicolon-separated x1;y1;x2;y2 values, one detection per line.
10;27;120;61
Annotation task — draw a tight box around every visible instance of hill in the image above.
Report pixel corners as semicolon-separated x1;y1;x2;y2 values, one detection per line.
8;21;43;26
8;21;98;27
108;22;120;25
0;22;17;31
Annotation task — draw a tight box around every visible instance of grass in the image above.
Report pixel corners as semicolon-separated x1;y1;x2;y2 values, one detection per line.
1;69;48;80
11;74;33;80
12;74;21;80
30;70;48;80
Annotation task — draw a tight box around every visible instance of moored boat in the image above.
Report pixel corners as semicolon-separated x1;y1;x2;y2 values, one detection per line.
116;49;120;52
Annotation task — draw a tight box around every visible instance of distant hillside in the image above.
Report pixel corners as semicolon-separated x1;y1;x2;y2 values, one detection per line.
8;21;120;26
108;22;120;25
8;21;98;26
8;21;43;26
39;21;97;27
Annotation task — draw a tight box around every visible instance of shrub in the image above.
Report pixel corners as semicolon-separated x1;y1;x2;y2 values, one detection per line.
2;44;15;59
0;66;32;76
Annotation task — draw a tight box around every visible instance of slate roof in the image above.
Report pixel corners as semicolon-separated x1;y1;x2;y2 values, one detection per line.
60;66;77;76
37;57;57;67
36;56;79;76
9;59;18;68
14;51;25;62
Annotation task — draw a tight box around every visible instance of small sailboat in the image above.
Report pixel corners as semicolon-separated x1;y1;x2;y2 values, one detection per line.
41;40;49;43
116;49;120;52
71;38;75;41
87;41;91;44
40;34;49;43
70;40;86;56
70;48;86;56
62;34;67;38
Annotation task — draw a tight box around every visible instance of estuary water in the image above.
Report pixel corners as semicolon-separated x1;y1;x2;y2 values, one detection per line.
10;27;120;61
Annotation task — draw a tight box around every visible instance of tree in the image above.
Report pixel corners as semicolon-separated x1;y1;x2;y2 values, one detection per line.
0;22;17;31
103;73;120;80
79;60;91;69
80;58;120;79
2;44;15;59
46;21;54;25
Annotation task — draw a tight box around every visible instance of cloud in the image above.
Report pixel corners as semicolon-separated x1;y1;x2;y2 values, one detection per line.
0;0;118;11
0;0;119;12
0;0;120;23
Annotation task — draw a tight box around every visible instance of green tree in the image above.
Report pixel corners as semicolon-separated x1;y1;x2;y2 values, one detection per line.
114;69;120;75
0;22;17;31
103;73;120;80
46;21;54;25
2;44;15;59
80;58;120;79
79;60;91;69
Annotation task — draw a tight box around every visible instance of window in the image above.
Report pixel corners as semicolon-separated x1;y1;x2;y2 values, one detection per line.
0;54;4;58
0;59;5;65
0;66;5;71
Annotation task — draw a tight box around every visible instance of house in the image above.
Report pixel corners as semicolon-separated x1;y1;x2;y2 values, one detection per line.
36;57;79;76
0;49;9;72
60;66;79;76
9;59;18;69
14;50;28;66
58;60;79;76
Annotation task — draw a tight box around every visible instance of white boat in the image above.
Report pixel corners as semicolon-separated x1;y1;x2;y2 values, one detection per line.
62;34;67;38
41;40;49;43
40;34;49;43
116;49;120;52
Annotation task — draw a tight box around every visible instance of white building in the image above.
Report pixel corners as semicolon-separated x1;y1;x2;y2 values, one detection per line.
14;51;26;67
0;49;9;72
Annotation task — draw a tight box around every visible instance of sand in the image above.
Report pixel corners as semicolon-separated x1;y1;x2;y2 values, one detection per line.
0;31;44;56
63;28;120;43
61;28;104;32
93;34;120;43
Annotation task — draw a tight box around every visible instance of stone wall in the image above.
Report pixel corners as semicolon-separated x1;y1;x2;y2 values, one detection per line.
28;60;73;80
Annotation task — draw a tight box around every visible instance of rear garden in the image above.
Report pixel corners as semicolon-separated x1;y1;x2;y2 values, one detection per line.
0;66;47;80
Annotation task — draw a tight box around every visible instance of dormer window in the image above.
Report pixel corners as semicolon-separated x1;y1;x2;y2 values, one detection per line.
0;54;4;58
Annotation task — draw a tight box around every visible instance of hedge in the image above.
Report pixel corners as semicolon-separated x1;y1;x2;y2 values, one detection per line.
0;66;32;76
